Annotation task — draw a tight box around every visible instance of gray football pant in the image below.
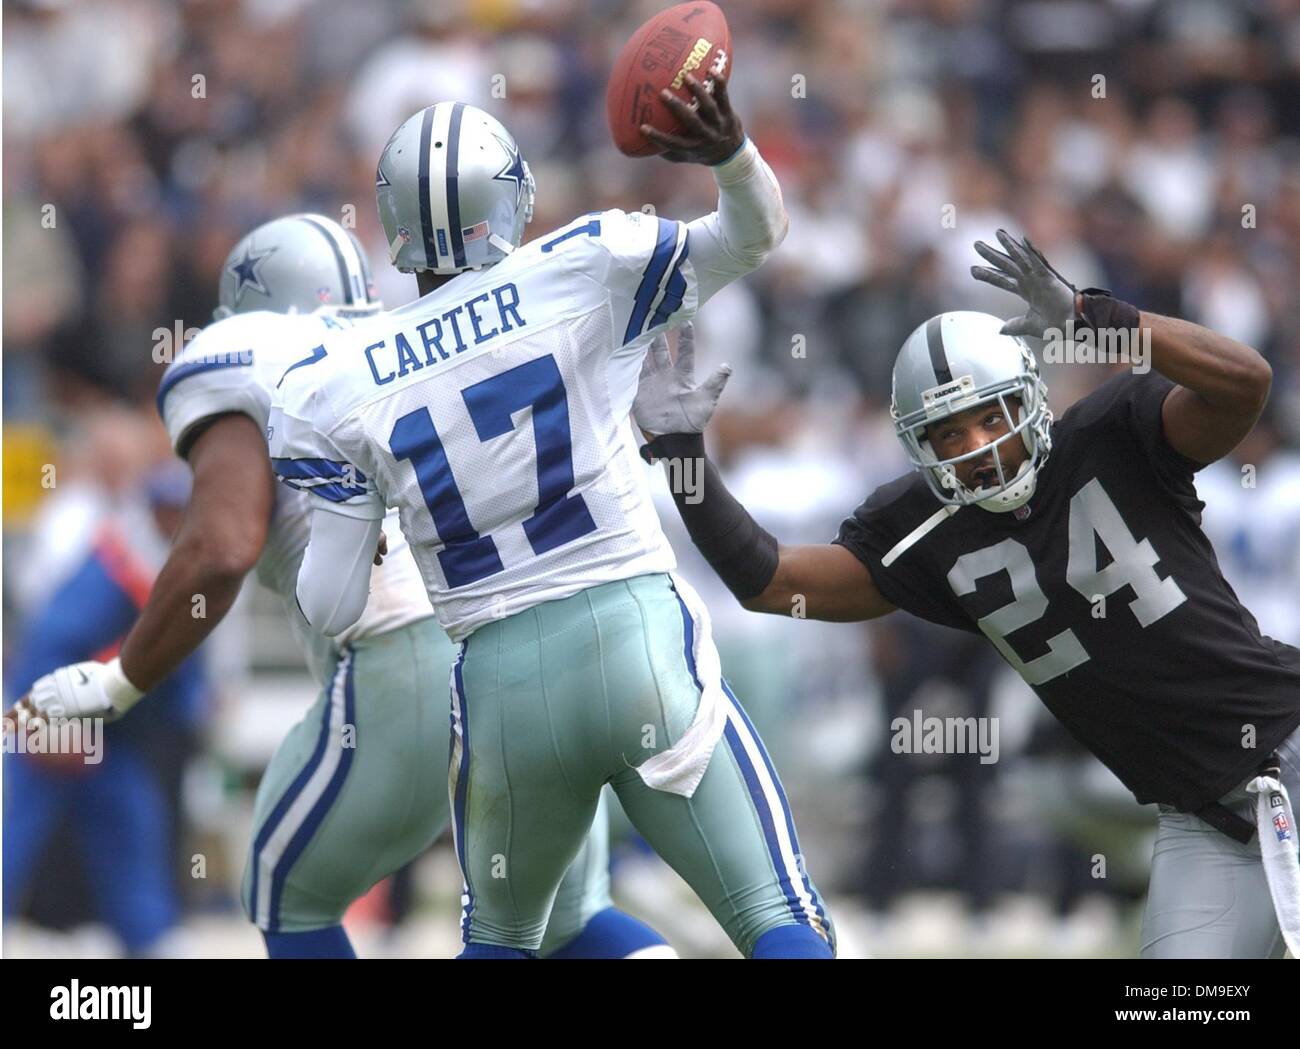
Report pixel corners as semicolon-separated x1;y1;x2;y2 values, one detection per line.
1140;723;1300;959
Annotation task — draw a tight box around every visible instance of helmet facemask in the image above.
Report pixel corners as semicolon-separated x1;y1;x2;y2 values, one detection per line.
893;346;1053;512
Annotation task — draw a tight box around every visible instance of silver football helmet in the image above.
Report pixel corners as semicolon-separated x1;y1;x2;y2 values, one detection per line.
214;213;380;320
375;102;535;275
891;311;1052;512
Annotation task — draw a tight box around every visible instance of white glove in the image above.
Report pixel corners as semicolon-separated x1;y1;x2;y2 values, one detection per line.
970;229;1080;339
27;658;144;721
633;323;732;436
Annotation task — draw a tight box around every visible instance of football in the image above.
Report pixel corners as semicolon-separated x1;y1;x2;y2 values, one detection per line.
606;1;733;157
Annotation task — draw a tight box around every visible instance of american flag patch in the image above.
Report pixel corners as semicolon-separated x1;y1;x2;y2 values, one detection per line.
462;220;489;243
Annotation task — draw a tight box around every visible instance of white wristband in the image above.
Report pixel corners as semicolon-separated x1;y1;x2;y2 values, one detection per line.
710;136;758;183
103;657;145;714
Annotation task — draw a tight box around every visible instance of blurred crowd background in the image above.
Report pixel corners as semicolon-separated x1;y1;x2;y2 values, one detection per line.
4;0;1300;957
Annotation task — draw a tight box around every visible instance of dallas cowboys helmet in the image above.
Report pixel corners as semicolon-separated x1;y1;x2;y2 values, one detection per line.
375;102;535;275
891;311;1053;512
215;213;381;321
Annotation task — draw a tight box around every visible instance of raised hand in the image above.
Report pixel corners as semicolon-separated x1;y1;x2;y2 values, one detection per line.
971;229;1082;339
640;74;745;166
634;323;732;437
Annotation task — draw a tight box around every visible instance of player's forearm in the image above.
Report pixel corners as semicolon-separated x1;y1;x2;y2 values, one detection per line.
701;138;788;266
641;431;782;607
641;433;896;621
117;541;247;693
1142;310;1272;414
119;416;274;693
295;508;380;636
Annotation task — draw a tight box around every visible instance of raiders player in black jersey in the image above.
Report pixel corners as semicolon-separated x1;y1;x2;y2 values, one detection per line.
633;230;1300;959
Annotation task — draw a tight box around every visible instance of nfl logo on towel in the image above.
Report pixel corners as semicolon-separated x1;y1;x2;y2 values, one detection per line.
1273;809;1291;842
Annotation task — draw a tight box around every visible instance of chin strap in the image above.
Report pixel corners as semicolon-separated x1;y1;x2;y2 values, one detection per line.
974;460;1037;513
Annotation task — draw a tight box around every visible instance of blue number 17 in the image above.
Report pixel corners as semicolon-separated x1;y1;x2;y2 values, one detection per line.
388;355;597;589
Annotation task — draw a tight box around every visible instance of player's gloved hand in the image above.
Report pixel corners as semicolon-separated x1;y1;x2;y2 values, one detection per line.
17;659;145;723
633;323;732;440
641;73;745;166
970;229;1082;339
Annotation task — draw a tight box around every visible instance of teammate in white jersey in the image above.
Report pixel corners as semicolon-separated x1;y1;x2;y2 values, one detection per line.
271;83;834;958
10;214;674;960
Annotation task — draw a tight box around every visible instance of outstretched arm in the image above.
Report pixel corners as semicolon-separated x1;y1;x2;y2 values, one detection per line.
641;430;893;621
634;327;894;623
971;229;1271;465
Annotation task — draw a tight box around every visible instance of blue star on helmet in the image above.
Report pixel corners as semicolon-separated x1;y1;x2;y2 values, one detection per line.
491;135;527;211
227;244;276;305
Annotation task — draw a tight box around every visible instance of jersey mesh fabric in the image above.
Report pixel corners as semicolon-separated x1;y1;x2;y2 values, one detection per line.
332;303;676;640
158;311;435;685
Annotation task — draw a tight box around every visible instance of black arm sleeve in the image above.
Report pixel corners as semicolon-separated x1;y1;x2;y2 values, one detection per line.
640;432;779;601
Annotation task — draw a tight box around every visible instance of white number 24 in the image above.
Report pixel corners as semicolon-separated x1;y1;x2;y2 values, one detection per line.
946;478;1187;685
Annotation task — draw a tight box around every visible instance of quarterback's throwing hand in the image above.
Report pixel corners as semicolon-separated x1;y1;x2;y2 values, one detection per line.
640;74;744;166
634;323;731;438
971;229;1082;339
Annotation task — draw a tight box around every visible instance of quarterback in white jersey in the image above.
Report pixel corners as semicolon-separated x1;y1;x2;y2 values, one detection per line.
272;206;733;638
271;89;834;959
271;142;786;642
14;214;673;960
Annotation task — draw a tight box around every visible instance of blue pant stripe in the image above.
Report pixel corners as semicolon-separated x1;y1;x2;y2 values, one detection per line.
266;649;358;933
451;642;475;942
721;680;828;927
670;582;810;929
249;655;342;928
722;717;807;928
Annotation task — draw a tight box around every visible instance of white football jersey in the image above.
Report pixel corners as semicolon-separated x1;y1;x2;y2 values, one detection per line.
270;208;748;641
158;309;435;685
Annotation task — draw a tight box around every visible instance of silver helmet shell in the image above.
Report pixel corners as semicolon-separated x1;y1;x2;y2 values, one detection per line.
891;311;1052;512
215;213;380;320
375;102;535;275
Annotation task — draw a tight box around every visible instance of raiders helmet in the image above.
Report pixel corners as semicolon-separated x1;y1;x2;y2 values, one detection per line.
891;311;1052;512
214;213;380;321
375;102;535;275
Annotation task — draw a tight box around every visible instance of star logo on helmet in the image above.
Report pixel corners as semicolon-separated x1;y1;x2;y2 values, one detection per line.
491;134;527;211
375;163;391;188
227;244;276;305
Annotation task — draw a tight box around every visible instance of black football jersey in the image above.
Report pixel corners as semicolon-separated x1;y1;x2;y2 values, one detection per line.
835;370;1300;812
